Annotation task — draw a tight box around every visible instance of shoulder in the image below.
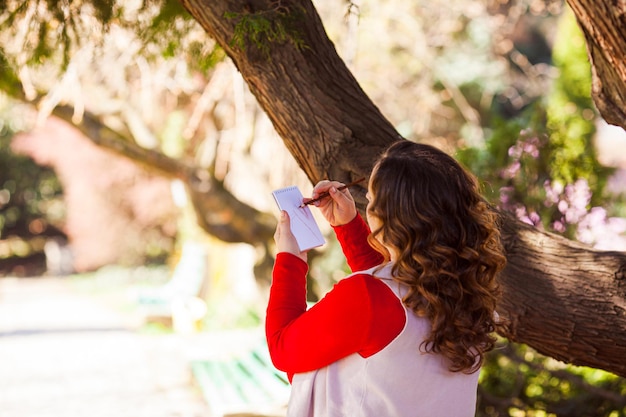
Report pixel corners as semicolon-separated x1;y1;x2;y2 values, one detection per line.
336;272;383;289
337;274;406;357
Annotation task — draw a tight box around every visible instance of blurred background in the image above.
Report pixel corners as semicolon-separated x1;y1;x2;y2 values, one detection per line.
0;0;625;416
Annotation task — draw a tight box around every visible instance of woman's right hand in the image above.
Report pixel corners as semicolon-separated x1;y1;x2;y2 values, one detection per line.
309;180;357;226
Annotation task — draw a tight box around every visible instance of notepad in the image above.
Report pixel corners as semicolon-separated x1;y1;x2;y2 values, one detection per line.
272;186;326;251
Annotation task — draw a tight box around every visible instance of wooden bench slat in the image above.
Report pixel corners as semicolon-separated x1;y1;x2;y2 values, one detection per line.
191;345;290;417
237;351;291;400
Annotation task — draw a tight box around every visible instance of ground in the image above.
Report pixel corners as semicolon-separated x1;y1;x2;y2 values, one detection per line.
0;275;277;417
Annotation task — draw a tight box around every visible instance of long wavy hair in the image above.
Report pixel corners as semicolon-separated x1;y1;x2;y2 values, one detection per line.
367;140;506;374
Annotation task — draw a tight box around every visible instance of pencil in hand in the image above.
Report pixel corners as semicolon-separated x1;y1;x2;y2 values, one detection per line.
299;178;366;208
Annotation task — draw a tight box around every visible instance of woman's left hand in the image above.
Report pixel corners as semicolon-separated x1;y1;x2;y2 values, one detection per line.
274;211;307;263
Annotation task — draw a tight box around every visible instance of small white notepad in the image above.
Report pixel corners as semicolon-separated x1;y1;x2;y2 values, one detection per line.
272;186;326;251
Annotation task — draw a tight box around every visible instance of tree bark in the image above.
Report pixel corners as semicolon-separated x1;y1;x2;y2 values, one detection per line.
179;0;626;377
498;210;626;375
566;0;626;129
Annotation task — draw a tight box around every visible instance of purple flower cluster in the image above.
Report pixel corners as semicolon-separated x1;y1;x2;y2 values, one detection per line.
545;179;590;231
498;186;541;227
545;177;626;250
500;129;541;180
497;130;626;250
576;206;626;251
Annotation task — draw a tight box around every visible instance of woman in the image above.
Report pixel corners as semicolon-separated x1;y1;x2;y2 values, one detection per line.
267;140;507;416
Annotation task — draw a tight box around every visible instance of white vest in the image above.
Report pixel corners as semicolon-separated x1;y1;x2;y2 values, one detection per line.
287;264;480;417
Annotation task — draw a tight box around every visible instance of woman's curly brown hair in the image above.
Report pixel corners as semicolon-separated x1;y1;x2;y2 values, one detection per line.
367;140;507;374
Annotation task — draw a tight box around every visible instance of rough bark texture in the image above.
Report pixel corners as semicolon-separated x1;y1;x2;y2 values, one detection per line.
498;211;626;375
567;0;626;129
179;0;626;377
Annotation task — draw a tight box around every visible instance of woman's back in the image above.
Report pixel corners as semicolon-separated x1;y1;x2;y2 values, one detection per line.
287;264;480;417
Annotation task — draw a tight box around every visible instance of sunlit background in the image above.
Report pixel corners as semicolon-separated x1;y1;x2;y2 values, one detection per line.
1;0;625;416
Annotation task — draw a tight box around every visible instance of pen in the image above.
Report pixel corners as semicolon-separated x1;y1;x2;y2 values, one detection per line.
299;178;366;208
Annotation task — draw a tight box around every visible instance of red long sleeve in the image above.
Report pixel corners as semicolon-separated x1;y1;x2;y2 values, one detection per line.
265;215;405;381
332;214;385;271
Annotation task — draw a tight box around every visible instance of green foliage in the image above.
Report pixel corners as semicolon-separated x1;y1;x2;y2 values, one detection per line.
189;43;226;73
0;0;222;75
0;49;22;98
457;10;617;242
458;106;549;203
138;0;220;71
478;342;626;416
461;106;617;243
546;9;604;193
0;119;64;244
225;4;307;58
1;0;115;70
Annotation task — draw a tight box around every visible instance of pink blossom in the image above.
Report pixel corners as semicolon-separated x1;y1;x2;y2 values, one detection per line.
543;180;563;206
552;220;566;233
508;145;523;159
563;180;591;223
501;161;521;179
577;207;626;250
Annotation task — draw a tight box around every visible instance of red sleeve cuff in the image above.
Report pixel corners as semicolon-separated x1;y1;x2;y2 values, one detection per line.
332;213;366;235
275;252;309;273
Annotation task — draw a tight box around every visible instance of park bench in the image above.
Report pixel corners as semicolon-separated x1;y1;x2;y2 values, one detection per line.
191;340;290;417
135;241;209;331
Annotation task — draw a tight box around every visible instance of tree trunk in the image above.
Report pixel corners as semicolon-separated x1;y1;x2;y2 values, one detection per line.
180;0;626;377
566;0;626;130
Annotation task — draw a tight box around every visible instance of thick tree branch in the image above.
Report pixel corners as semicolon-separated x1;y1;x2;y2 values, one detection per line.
52;105;194;179
566;0;626;129
5;97;276;247
52;106;277;245
498;210;626;377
